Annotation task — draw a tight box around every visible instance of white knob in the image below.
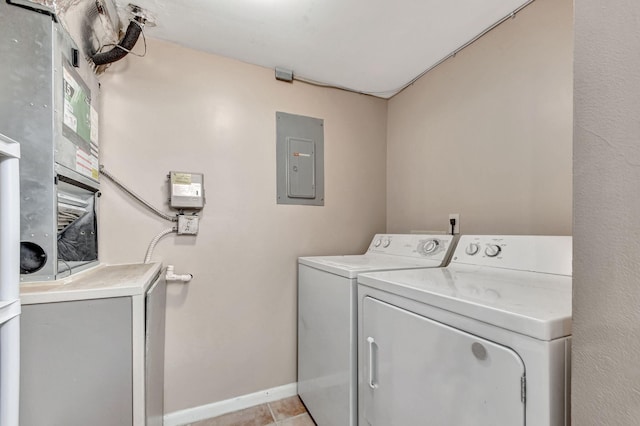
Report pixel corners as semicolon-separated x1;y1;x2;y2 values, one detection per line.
485;244;501;257
422;239;439;254
382;238;391;248
374;239;382;247
465;243;480;256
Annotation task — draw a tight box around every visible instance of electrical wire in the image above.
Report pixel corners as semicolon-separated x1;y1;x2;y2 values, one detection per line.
144;227;177;264
57;259;73;278
292;75;380;98
99;165;177;222
292;0;537;98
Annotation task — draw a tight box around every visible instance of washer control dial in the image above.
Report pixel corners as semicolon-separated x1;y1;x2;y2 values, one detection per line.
484;244;502;257
373;238;382;248
382;238;391;248
419;239;440;255
465;243;480;256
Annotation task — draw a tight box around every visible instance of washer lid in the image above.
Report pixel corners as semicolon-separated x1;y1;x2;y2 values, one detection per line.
358;264;572;341
299;253;445;278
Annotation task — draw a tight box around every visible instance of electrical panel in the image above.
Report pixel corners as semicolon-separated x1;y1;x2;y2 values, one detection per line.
169;172;205;209
276;112;324;206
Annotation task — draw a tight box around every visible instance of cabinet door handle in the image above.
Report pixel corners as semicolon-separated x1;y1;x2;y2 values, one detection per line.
367;336;378;389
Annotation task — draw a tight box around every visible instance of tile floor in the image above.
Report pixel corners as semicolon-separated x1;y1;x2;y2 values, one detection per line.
188;396;315;426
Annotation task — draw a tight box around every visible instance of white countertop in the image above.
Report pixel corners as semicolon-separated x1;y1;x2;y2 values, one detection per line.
20;262;162;304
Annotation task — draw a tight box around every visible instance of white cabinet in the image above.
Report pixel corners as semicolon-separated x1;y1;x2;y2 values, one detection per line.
20;263;165;426
360;297;525;426
0;133;20;426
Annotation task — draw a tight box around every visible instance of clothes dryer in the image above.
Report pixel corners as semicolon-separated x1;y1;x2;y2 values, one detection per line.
298;234;457;426
357;235;572;426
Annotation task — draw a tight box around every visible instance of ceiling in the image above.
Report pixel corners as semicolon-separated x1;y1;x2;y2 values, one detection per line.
113;0;533;98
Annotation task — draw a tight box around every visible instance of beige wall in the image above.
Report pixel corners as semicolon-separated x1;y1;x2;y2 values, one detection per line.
573;1;640;423
386;0;573;235
98;39;387;412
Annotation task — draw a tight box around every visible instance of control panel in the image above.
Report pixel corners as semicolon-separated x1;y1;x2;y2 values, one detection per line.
451;235;572;276
169;171;205;209
367;234;455;260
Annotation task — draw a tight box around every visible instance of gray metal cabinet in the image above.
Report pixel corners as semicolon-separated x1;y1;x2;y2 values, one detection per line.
20;297;133;426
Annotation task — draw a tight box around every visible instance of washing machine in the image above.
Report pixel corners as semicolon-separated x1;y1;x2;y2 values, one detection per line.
298;233;458;426
357;235;572;426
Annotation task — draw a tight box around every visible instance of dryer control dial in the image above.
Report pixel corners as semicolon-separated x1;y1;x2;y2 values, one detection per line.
382;238;391;248
373;238;382;248
485;244;502;257
419;239;440;256
465;243;480;256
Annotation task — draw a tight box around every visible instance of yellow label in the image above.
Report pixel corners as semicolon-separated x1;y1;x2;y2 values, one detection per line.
172;172;191;185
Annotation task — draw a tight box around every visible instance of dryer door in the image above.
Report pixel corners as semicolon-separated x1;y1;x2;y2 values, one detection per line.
361;297;525;426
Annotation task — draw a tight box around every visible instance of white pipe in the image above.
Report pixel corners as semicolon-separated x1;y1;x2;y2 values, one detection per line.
144;228;176;264
165;265;192;283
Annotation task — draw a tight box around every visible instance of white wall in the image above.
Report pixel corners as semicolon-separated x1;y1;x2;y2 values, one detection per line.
386;0;573;236
98;38;387;413
573;1;640;422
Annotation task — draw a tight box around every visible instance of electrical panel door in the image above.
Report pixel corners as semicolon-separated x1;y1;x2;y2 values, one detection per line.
276;112;324;206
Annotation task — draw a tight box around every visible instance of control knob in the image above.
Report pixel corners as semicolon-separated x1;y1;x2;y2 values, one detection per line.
382;238;391;248
420;239;440;255
465;243;480;256
484;244;502;257
374;239;382;248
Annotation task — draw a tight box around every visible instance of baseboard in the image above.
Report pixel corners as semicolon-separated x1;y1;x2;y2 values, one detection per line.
163;382;298;426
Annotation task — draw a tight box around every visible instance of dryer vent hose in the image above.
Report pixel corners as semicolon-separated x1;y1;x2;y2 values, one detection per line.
92;19;144;66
